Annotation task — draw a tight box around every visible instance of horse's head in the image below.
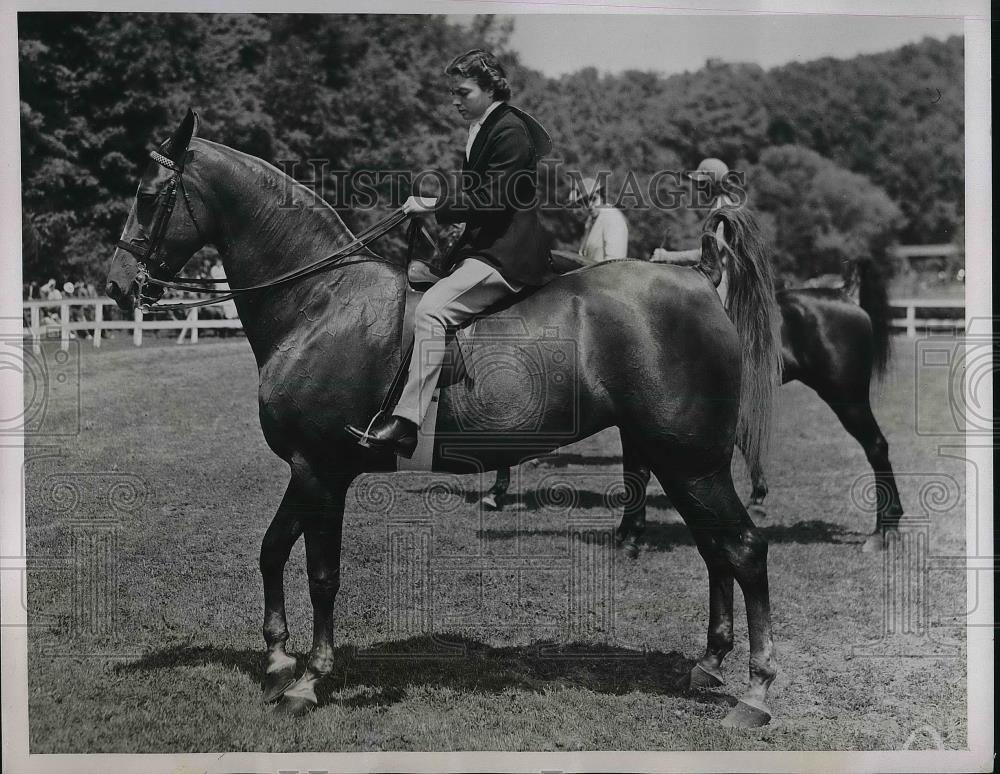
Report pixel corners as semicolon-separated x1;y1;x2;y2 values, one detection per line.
106;109;211;312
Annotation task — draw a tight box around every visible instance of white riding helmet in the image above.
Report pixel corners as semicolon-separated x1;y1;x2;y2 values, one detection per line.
688;158;730;184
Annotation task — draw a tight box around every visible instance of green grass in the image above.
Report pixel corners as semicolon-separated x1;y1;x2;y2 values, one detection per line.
24;336;967;752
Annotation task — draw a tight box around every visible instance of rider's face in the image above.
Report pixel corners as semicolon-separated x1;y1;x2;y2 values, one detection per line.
450;77;493;123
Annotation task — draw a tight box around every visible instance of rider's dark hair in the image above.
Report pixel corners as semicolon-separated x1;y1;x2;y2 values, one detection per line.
445;49;512;101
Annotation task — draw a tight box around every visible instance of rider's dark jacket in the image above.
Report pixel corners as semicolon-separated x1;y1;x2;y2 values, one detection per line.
435;103;553;287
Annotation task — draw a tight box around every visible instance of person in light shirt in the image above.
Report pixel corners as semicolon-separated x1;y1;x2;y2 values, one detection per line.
651;157;739;303
348;49;553;457
574;177;629;264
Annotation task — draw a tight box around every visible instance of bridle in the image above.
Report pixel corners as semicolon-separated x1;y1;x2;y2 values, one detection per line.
115;146;408;313
116;148;208;298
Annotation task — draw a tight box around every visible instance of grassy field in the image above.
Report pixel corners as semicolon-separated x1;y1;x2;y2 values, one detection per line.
24;335;968;752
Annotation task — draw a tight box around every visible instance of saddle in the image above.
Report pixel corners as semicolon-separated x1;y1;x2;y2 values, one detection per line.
384;223;600;413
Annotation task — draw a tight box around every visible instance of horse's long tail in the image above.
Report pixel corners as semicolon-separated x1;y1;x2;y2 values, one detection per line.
856;257;892;379
702;208;782;475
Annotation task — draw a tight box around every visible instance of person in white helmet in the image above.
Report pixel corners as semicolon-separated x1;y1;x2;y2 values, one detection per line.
650;157;738;302
573;176;629;264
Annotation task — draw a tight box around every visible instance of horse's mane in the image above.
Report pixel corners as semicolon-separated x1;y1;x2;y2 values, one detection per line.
193;139;380;260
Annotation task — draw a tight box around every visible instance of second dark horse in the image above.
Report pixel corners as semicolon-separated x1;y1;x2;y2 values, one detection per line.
485;259;904;555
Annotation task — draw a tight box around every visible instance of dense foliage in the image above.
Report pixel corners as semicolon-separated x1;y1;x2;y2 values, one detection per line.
18;13;963;284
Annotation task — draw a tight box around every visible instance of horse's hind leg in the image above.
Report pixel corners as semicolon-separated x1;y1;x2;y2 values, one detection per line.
260;480;305;702
273;470;351;717
822;394;904;552
615;430;651;559
664;467;777;727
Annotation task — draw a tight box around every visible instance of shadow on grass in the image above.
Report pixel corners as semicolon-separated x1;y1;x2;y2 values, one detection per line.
115;635;718;711
478;519;854;552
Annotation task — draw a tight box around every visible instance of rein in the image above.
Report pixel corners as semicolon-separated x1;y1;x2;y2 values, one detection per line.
121;148;408;313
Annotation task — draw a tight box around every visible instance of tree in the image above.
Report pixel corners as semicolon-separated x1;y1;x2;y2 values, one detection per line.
749;145;902;278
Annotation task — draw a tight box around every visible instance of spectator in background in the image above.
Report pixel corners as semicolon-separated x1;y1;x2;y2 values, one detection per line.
210;257;238;337
573;176;629;264
41;279;61;301
651;157;739;303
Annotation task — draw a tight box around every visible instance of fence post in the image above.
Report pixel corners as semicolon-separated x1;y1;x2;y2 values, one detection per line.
133;307;143;346
30;305;41;355
905;304;916;338
60;301;70;352
189;307;198;344
93;302;103;348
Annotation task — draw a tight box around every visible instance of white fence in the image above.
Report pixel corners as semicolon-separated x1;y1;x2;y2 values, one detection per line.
23;298;241;352
887;298;965;337
23;296;966;351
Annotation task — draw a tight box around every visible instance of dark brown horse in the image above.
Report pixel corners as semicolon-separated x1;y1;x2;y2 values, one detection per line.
486;258;903;555
106;111;782;726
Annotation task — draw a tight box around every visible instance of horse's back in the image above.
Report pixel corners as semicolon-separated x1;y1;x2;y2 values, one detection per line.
521;260;742;429
777;287;875;385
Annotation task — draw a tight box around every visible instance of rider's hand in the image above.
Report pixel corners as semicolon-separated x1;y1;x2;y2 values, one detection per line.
650;248;669;263
403;196;438;215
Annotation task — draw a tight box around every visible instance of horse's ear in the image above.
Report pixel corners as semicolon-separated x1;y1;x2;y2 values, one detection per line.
161;109;200;163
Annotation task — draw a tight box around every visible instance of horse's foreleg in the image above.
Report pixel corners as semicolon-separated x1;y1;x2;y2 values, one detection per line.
616;431;650;559
260;481;305;702
482;466;511;511
274;475;349;717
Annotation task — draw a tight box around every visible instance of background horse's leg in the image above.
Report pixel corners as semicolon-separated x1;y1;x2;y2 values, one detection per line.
662;467;777;727
616;430;650;559
260;480;305;702
482;466;511;511
736;433;770;519
821;394;904;552
275;471;351;717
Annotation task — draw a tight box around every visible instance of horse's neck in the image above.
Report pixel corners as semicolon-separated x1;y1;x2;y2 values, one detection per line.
198;143;406;362
203;144;357;281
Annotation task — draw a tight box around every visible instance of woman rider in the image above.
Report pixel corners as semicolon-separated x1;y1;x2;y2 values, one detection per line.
348;49;553;457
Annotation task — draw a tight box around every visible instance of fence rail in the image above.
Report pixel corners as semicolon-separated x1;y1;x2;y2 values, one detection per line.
23;298;240;352
886;297;966;338
23;296;966;351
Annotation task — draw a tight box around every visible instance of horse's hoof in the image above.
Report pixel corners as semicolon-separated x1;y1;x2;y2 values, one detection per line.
273;694;317;717
721;698;772;728
747;503;767;520
689;663;725;690
862;531;889;553
482;494;501;511
262;665;297;703
622;538;640;560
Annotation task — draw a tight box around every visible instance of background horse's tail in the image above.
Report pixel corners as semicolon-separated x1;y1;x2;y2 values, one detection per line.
705;208;783;475
856;257;892;379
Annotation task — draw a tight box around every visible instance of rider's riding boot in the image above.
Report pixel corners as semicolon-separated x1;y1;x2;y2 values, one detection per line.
346;413;418;458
